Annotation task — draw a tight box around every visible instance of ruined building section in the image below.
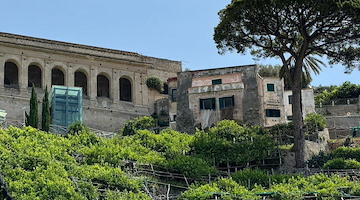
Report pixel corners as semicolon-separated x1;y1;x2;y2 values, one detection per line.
257;75;315;127
0;32;181;132
176;65;261;134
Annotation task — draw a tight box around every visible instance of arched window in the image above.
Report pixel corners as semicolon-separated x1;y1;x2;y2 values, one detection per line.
120;77;132;102
52;68;65;86
4;62;18;87
75;71;88;96
28;65;42;88
97;74;110;98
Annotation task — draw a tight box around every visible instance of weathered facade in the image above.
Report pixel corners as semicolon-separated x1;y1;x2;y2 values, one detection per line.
175;65;261;134
174;65;315;133
257;76;315;127
0;33;181;131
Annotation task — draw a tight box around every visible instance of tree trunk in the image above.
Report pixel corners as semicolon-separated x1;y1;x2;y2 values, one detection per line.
292;64;305;168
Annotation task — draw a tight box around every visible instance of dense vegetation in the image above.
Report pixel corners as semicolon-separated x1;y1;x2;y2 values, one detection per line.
307;147;360;169
314;82;360;105
2;118;359;199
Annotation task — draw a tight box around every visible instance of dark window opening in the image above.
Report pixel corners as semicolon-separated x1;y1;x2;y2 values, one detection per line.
75;71;88;96
265;109;281;117
120;78;131;101
288;95;293;104
219;96;235;109
52;68;65;86
267;83;275;91
200;98;216;110
4;62;18;87
28;65;42;88
97;75;110;98
161;83;169;94
212;79;222;85
287;115;293;120
171;89;177;102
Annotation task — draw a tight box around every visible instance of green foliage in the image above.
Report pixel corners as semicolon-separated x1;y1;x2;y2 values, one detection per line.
331;147;360;161
323;158;360;169
179;178;255;200
41;86;50;132
121;116;156;136
165;156;217;179
104;190;150;200
231;168;294;189
306;152;332;168
192;120;277;166
68;121;90;135
304;113;327;132
26;85;38;128
268;123;294;144
146;76;163;93
315;82;360;105
180;173;360;200
0;126;149;199
258;65;281;77
81;136;165;166
134;129;193;159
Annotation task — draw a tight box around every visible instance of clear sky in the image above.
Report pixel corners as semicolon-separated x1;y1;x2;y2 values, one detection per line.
1;0;359;86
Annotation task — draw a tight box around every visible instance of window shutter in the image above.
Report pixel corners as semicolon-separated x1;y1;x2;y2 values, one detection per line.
219;98;224;109
211;98;216;109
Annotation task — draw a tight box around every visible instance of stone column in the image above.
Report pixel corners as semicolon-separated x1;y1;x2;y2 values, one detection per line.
113;70;120;103
134;72;142;105
19;56;28;90
89;66;97;101
141;73;148;106
0;54;4;88
44;61;52;89
67;64;75;87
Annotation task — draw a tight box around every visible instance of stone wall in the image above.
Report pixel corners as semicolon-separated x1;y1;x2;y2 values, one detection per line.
0;33;181;132
316;104;359;116
176;65;260;134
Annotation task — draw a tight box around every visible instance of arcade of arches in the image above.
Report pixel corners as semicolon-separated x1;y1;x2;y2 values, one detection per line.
2;61;133;102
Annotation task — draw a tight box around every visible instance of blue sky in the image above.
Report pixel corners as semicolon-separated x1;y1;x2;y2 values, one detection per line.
1;0;359;86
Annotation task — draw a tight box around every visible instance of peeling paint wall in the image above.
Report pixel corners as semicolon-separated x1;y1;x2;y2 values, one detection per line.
176;65;261;133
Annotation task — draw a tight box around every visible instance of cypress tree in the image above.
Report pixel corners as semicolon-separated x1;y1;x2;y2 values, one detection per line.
26;84;38;128
41;86;50;132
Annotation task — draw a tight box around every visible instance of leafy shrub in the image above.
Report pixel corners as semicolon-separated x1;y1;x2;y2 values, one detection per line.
68;121;90;135
179;178;255;200
146;76;163;93
134;129;193;159
306;151;332;168
323;158;360;169
192;120;277;166
267;123;294;144
304;113;326;132
121;116;156;136
331;147;360;161
165;155;217;179
231;168;294;189
104;190;150;200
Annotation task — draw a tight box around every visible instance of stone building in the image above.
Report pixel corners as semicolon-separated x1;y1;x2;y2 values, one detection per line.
0;32;181;132
173;65;315;134
258;76;315;127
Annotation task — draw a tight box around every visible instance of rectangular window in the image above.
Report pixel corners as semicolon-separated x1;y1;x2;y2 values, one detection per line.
287;115;293;120
265;109;281;117
212;79;222;85
200;98;216;110
288;95;293;104
171;89;177;102
219;96;235;109
267;83;275;91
